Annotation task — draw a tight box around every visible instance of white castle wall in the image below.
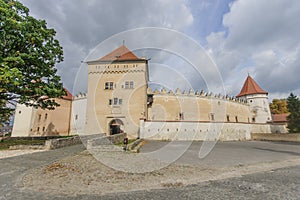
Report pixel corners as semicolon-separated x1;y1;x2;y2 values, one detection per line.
11;104;35;137
140;120;287;141
70;93;87;134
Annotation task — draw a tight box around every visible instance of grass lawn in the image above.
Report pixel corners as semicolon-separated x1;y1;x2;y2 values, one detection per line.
0;139;45;150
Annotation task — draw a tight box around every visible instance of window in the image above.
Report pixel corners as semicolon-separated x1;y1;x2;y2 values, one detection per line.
75;115;78;120
105;82;114;90
179;112;184;120
45;113;48;120
109;98;123;105
38;114;41;121
125;82;129;89
42;127;45;132
113;98;118;105
252;117;256;123
227;115;230;122
210;113;215;121
235;116;238;123
19;111;21;114
37;127;40;131
125;81;134;89
129;81;134;89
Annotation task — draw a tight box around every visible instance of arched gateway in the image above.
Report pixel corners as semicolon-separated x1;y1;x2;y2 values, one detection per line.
109;119;124;135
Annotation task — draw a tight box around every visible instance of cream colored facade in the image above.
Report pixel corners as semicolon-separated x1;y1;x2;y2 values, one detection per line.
147;90;250;123
29;98;72;136
83;45;284;140
12;96;72;137
84;60;149;138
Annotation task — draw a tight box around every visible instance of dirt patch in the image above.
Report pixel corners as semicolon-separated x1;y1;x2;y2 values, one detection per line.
21;150;300;196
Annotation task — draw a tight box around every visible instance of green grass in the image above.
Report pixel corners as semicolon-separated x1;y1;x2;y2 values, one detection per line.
0;139;45;150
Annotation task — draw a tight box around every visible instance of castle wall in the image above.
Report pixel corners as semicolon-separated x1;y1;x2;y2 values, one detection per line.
11;104;35;137
12;98;72;137
29;98;72;136
70;94;87;134
147;90;251;123
140;120;287;141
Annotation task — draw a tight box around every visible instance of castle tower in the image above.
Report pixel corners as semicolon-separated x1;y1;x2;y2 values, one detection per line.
236;75;272;123
85;45;149;138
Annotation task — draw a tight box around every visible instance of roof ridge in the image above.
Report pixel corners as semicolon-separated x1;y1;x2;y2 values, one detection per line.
98;45;140;61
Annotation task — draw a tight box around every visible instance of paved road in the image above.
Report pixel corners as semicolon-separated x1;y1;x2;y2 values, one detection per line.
98;164;300;200
0;141;299;199
141;141;300;167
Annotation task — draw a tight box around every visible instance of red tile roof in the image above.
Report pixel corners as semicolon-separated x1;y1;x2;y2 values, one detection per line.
62;88;73;100
236;75;268;98
98;45;142;61
272;113;289;123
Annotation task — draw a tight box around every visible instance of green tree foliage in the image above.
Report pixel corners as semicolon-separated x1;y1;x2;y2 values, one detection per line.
0;0;65;124
287;93;300;133
269;99;288;114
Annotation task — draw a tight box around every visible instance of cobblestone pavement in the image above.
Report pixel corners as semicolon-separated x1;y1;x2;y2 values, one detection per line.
0;141;300;199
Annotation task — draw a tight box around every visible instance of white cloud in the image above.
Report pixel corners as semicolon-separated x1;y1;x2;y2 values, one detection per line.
18;0;300;100
206;0;300;99
20;0;193;93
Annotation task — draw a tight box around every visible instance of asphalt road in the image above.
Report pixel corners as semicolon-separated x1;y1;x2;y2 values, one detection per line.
141;141;300;167
98;164;300;200
0;141;300;199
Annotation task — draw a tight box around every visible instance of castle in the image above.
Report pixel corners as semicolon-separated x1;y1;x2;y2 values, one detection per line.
12;45;287;140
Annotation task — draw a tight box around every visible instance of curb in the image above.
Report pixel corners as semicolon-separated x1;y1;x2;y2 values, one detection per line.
127;139;146;153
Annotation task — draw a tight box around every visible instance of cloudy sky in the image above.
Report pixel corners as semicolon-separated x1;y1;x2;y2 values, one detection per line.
19;0;300;100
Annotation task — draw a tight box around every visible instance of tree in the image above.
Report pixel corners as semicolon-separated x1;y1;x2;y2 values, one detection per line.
287;93;300;133
0;0;65;124
269;99;288;114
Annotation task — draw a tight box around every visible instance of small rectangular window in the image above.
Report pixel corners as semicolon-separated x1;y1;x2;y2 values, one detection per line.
75;115;78;120
210;113;215;121
119;99;123;105
130;81;134;89
227;115;230;122
38;114;41;121
105;82;114;90
179;112;184;120
37;127;40;131
235;116;238;123
42;127;45;132
114;98;118;105
109;99;112;105
125;82;129;89
45;113;48;120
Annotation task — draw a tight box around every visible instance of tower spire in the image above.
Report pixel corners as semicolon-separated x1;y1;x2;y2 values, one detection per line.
236;75;267;98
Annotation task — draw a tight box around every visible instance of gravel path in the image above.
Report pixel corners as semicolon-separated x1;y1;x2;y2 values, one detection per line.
21;149;300;196
1;141;300;199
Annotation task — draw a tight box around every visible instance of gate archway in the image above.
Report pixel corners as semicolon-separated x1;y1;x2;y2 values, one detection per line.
109;119;124;135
